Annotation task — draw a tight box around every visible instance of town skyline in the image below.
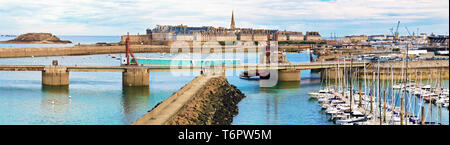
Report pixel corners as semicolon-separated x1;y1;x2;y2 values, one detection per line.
0;0;448;36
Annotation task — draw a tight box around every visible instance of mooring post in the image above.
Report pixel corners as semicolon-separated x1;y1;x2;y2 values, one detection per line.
278;69;301;82
400;98;404;125
122;68;150;87
421;106;425;125
42;61;69;86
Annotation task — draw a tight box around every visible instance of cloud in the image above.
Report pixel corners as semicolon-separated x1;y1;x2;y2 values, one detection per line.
0;0;448;36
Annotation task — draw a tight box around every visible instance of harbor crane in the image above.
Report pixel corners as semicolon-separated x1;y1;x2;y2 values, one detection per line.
124;32;139;66
405;26;414;40
394;21;400;44
389;28;394;36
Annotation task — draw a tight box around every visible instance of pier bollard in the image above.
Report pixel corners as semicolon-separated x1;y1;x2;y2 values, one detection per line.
122;68;149;87
42;66;69;86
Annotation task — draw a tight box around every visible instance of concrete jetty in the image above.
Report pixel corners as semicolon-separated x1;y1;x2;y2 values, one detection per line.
0;45;170;58
1;42;315;58
0;61;368;87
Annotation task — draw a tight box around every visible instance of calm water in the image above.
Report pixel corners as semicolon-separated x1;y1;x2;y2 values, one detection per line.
0;37;447;125
0;49;332;125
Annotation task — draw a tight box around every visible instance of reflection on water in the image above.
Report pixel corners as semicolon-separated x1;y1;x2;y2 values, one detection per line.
121;86;150;123
8;52;447;125
260;82;300;124
231;70;334;125
41;86;70;114
264;95;280;124
274;81;301;89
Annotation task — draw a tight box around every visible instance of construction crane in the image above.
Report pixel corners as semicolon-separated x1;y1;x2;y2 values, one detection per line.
124;32;139;66
394;21;400;43
405;26;415;41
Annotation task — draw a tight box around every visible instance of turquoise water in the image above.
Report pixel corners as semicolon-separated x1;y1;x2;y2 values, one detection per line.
0;35;120;48
0;50;332;125
131;58;240;66
0;39;447;124
230;53;333;125
0;53;197;125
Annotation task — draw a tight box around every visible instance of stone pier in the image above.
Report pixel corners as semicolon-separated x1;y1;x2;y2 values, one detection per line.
320;66;449;80
122;68;150;87
278;69;301;82
42;66;69;86
132;75;246;125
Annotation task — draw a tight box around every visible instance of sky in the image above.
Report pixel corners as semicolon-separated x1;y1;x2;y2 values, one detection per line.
0;0;448;36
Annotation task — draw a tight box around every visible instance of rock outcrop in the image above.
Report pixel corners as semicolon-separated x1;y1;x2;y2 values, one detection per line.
132;75;246;125
168;77;246;125
1;33;71;44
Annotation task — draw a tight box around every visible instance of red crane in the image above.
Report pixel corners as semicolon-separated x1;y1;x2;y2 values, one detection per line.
125;32;139;66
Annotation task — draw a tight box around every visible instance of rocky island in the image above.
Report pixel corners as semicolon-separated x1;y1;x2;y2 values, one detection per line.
0;33;71;44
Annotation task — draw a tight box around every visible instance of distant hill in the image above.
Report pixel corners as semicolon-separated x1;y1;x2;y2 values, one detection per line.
0;33;71;44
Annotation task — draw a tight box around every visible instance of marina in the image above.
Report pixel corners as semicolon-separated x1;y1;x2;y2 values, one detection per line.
0;1;448;126
1;1;450;144
309;56;449;125
0;33;448;125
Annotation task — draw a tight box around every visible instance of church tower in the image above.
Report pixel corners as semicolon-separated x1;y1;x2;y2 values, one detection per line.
230;11;236;29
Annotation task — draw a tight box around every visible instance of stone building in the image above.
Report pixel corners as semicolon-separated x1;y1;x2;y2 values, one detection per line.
304;31;322;41
122;11;320;44
119;34;152;45
342;35;368;43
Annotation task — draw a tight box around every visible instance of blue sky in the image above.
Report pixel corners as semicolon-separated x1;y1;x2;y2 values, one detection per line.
0;0;448;36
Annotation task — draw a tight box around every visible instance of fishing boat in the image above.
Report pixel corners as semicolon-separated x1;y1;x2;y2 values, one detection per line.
422;85;431;91
239;70;270;80
423;96;437;103
335;116;367;125
309;89;332;98
308;92;321;98
392;84;403;89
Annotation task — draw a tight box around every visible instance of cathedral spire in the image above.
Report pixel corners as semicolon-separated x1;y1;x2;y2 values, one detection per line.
230;11;235;29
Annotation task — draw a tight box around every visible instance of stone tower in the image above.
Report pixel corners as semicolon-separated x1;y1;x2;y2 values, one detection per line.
230;11;236;29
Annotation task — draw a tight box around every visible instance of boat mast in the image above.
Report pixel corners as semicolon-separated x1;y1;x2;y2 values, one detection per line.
343;57;346;96
429;71;433;123
401;98;404;125
335;61;338;91
390;64;395;115
405;42;409;125
350;54;353;112
378;59;381;125
359;69;362;107
364;59;367;102
370;81;374;114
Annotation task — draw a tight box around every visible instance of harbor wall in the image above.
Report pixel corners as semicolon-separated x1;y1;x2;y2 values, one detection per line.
0;45;170;58
0;43;267;58
132;75;246;125
0;41;321;58
320;60;449;80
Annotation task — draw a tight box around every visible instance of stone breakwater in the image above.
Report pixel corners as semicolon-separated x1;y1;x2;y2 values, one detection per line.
1;44;270;58
0;45;170;58
320;60;449;80
132;75;246;125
